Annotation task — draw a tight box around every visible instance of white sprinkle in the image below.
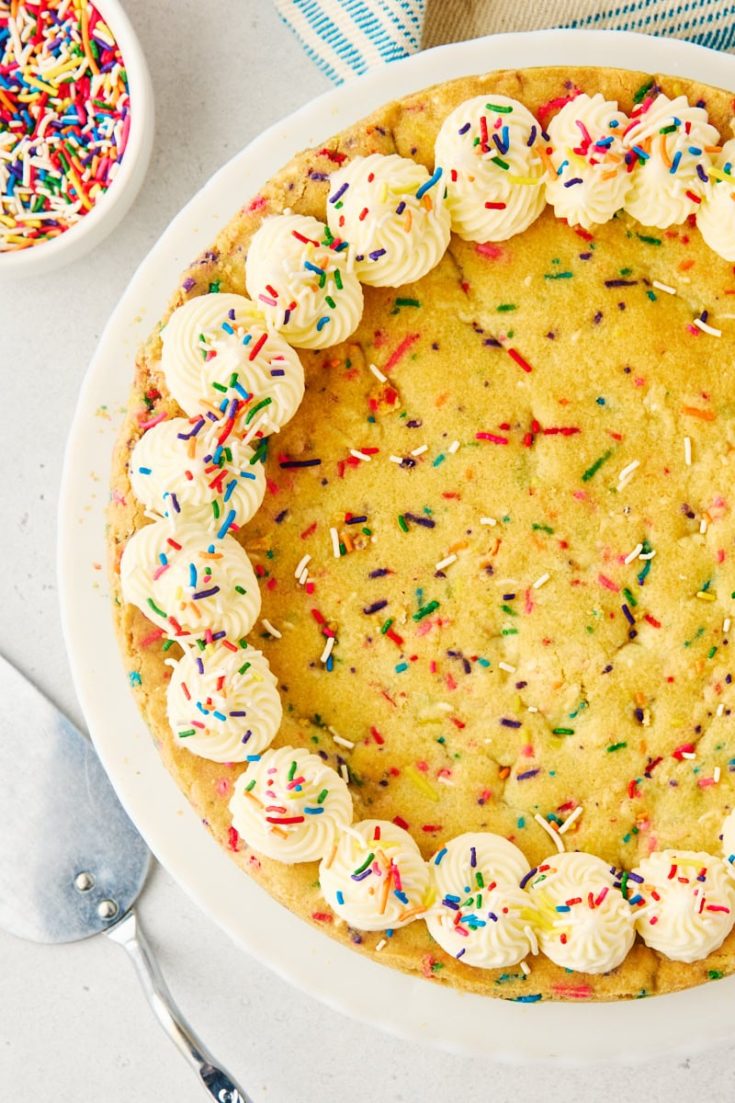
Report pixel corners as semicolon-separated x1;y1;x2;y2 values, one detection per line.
375;938;387;952
652;280;676;295
700;518;708;535
389;455;403;464
320;637;335;663
435;553;457;571
330;727;355;750
498;661;516;674
617;459;640;488
520;960;531;976
624;543;643;565
559;805;584;835
350;449;372;462
532;572;550;590
527;705;539;714
714;766;722;783
411;444;428;457
480;516;497;526
298;568;309;586
684;436;692;466
724;618;731;633
330;527;341;558
534;813;565;853
369;362;387;383
681;751;696;760
448;440;460;454
693;316;722;337
524;924;539;956
639;549;656;560
294;554;311;579
261;618;282;639
340;763;350;784
716;702;725;718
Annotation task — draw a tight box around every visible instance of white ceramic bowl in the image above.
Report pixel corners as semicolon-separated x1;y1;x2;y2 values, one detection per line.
0;0;154;281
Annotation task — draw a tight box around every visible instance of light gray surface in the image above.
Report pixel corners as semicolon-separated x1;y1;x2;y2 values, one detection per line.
1;3;734;1099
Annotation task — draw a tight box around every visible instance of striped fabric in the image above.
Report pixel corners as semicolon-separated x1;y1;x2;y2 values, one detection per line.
274;0;735;83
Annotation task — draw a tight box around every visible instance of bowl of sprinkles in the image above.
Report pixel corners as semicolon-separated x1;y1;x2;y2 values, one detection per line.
0;0;153;276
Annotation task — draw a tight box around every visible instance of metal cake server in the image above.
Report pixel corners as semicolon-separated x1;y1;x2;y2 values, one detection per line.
0;652;252;1103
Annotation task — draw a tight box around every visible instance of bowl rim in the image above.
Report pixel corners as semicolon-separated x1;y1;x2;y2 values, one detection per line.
0;0;152;273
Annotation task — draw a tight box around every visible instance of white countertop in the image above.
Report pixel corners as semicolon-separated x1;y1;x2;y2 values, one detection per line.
3;3;735;1098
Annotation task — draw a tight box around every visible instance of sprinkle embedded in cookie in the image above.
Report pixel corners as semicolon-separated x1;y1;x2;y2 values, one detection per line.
160;292;305;431
245;214;363;349
630;851;735;962
229;746;353;863
545;93;633;229
425;833;536;967
434;94;546;242
525;853;635;974
166;643;281;762
325;153;451;286
622;92;720;228
721;809;735;880
320;820;432;931
120;519;261;643
130;416;266;530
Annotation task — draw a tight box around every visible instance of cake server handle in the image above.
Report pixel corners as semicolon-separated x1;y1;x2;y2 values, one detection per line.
108;909;253;1103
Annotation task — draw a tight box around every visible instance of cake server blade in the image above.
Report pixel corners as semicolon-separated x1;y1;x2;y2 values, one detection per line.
0;652;252;1102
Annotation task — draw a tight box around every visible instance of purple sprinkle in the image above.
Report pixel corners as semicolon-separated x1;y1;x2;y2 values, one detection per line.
563;177;583;187
170;493;180;514
177;418;205;440
526;125;537;147
697;164;709;183
517;768;540;781
346;515;367;524
270;368;285;377
309;171;329;181
329;182;349;204
351;868;372;882
605;279;638;288
212;630;226;641
622;604;635;625
579;252;592;260
396;201;406;215
458;122;471;135
279;458;322;468
442;897;460;911
487;912;498;922
275;509;288;523
363;600;388;615
404;513;435;528
470;846;477;868
456;948;466;960
182;277;196;292
627;871;644;884
520;867;537;889
500;718;522;729
196;657;205;674
369;248;387;261
193;586;220;600
369;568;390;578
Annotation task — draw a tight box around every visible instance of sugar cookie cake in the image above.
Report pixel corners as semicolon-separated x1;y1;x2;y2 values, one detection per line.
109;66;735;1002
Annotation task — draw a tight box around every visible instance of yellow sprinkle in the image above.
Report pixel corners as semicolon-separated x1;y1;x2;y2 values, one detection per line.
405;765;440;802
696;590;716;602
22;74;57;95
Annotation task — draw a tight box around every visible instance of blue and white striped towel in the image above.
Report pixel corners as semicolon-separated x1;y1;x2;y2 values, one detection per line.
274;0;735;84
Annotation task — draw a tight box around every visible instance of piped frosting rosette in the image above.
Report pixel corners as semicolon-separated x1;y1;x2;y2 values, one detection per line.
325;153;451;286
545;93;633;228
698;138;735;261
426;833;536;968
245;214;363;349
228;746;353;863
623;93;720;228
525;852;635;973
434;94;546;242
160;292;305;432
130;415;266;531
166;642;281;762
120;518;261;643
630;850;735;962
320;819;432;931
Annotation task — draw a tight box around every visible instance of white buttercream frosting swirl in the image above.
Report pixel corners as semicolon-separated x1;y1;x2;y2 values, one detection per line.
160;292;305;432
697;138;735;261
631;850;735;962
434;94;546;242
525;852;635;974
228;746;353;863
545;93;633;228
623;93;720;228
120;519;261;643
319;819;432;931
130;416;266;531
166;642;281;762
325;153;451;286
245;214;363;349
426;833;535;968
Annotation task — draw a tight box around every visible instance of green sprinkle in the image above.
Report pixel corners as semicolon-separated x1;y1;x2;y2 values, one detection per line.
708;969;724;980
178;729;196;738
238;661;252;675
620;871;629;899
501;628;519;636
486;102;513;113
288;759;298;781
161;639;174;652
325;295;336;308
395;297;420;308
147;597;167;618
380;618;394;635
607;741;627;752
647;290;657;301
708;646;718;659
633;78;654;103
398;514;409;532
334;270;343;290
659;123;678;135
212;500;220;520
234;585;246;595
497;303;517;312
552;727;575;736
433;453;445;467
245;779;256;792
532;522;554;534
636;233;662;246
491;155;509;170
245;396;272;424
582;449;612;482
500;604;518;616
622;587;638;608
544;271;573;280
208;280;221;293
413;600;439;621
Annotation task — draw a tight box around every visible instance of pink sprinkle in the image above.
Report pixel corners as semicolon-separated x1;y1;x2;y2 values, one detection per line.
698;777;716;788
138;411;167;431
384;332;420;373
215;778;232;798
598;573;620;592
152;563;170;581
475;241;505;260
476;432;509;444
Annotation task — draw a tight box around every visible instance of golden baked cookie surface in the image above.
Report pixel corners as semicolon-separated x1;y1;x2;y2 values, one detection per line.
109;66;735;1001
